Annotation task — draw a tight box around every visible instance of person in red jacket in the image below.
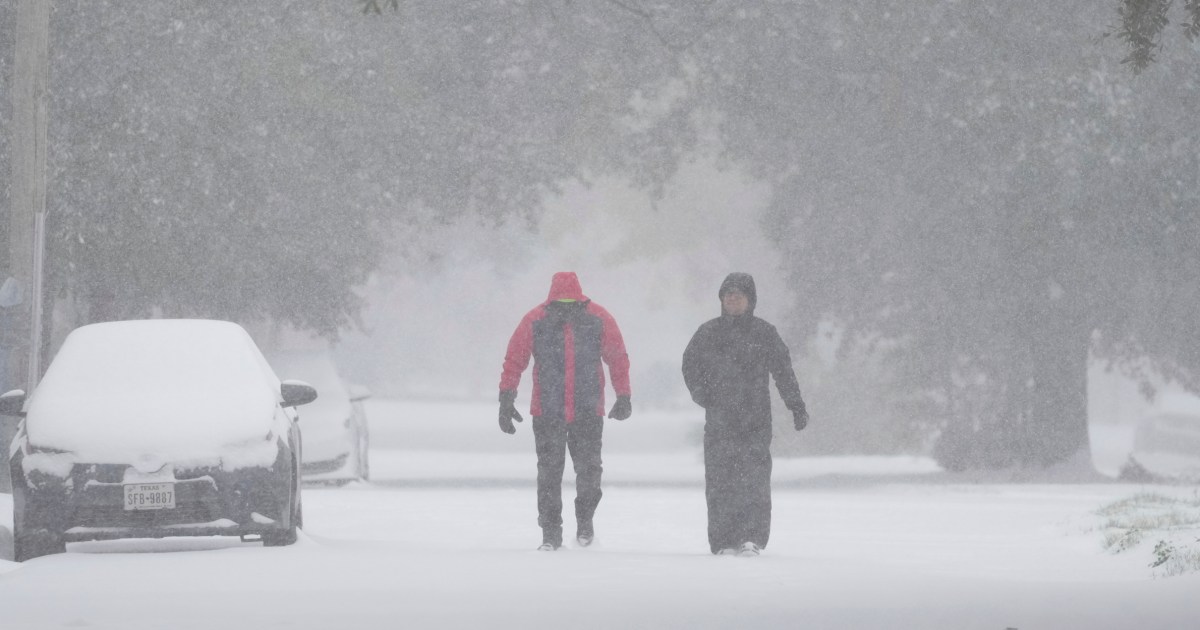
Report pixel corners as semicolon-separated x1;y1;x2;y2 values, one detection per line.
498;271;632;551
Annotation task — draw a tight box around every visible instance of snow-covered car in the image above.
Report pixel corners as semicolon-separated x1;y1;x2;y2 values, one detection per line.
0;319;317;562
266;350;369;485
1131;410;1200;479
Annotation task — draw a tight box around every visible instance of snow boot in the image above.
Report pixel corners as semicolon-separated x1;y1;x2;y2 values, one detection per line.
539;527;562;551
576;520;594;547
737;542;761;557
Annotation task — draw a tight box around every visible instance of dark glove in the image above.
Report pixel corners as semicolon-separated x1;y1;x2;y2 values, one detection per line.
498;390;523;434
793;406;809;431
608;395;632;421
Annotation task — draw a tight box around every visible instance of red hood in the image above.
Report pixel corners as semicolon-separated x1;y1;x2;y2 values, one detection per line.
546;272;587;303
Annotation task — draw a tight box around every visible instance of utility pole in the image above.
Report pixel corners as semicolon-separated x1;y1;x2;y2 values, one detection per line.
8;0;50;389
4;0;51;491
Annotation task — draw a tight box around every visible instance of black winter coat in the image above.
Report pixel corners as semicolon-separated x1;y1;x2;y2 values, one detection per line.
682;313;806;436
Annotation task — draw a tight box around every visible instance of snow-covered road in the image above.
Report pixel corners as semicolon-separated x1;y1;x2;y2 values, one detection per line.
1;399;1197;629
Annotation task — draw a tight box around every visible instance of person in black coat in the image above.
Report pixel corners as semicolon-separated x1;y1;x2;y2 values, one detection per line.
682;272;808;556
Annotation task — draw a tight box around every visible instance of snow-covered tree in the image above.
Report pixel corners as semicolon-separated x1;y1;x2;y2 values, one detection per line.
741;1;1200;469
8;0;1199;472
443;1;1200;468
42;1;642;336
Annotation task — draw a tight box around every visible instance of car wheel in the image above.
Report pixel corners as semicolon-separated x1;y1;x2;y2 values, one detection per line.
14;527;65;562
263;471;299;547
293;467;304;530
12;482;66;562
262;525;298;547
355;426;370;482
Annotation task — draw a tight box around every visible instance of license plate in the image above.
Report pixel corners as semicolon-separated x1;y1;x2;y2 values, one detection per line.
123;483;176;511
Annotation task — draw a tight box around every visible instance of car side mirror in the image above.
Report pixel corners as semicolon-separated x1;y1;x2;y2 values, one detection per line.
0;389;27;417
280;380;318;408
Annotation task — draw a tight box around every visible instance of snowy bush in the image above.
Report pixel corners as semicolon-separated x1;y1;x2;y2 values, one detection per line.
1097;492;1200;577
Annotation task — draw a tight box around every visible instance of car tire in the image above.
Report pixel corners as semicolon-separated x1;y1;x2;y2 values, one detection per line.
355;426;370;482
262;526;297;547
12;481;66;562
293;465;304;531
263;470;300;547
14;527;65;562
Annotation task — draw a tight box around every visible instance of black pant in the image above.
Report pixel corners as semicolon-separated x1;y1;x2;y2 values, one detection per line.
533;414;604;543
703;424;773;554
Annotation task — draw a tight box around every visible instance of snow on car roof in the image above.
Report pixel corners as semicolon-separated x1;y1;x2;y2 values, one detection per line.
26;319;281;462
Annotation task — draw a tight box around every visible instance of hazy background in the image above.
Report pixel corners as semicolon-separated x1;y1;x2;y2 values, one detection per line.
3;1;1199;472
334;163;787;405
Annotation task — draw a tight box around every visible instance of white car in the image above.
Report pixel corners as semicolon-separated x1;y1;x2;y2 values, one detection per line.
267;350;370;485
1131;411;1200;480
1;319;316;561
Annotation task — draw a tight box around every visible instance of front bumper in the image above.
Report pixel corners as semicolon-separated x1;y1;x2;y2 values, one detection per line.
15;458;295;543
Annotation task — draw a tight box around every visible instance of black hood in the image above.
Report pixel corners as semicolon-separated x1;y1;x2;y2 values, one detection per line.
718;272;757;314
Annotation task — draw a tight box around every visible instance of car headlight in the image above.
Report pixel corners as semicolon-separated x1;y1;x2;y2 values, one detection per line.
219;435;286;472
21;443;76;482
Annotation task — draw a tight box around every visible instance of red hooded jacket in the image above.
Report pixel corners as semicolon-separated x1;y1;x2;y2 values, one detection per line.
499;272;631;421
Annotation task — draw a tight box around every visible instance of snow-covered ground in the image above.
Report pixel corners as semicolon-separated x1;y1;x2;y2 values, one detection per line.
1;399;1198;629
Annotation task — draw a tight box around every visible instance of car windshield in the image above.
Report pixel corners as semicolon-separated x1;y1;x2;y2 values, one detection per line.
26;319;280;462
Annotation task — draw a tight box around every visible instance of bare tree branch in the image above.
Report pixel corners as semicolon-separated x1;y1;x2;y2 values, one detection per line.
600;0;723;54
604;0;651;20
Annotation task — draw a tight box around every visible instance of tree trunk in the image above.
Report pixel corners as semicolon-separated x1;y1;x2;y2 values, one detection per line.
932;308;1093;473
1014;307;1092;468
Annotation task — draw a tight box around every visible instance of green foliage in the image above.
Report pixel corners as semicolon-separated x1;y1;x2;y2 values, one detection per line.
746;1;1108;467
1150;539;1175;567
745;0;1200;468
1186;0;1200;39
1114;0;1171;72
339;0;1200;467
46;3;393;338
44;1;642;339
1153;538;1200;576
22;0;1200;471
360;0;399;15
1112;0;1200;72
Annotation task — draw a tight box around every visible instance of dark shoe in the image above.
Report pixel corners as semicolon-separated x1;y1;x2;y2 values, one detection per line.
541;528;562;551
